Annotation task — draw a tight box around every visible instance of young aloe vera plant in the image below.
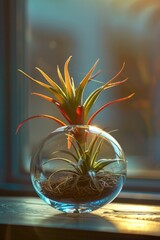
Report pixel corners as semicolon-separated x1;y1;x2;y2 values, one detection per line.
17;56;134;212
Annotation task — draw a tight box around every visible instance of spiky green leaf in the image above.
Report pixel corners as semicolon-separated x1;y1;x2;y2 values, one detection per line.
64;56;74;98
94;159;117;172
57;65;66;91
75;59;99;104
87;93;135;125
16;114;66;133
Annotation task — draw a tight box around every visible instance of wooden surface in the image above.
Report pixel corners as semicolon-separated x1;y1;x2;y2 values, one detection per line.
0;197;160;240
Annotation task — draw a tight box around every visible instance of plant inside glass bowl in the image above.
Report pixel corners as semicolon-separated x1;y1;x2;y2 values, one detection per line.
17;56;134;213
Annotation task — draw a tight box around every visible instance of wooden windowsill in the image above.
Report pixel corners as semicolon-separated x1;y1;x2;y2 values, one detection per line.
0;196;160;240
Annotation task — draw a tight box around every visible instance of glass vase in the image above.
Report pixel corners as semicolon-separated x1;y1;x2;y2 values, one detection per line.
30;125;126;213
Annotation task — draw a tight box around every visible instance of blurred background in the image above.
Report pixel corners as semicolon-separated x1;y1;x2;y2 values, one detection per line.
1;0;160;197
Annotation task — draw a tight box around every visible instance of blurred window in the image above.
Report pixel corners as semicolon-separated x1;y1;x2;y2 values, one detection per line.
1;0;160;195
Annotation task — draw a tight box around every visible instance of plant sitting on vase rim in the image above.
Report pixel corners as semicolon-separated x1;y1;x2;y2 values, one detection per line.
17;56;134;213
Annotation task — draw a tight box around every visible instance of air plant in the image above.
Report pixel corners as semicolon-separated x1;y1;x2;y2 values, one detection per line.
17;56;134;132
49;133;116;175
17;56;134;202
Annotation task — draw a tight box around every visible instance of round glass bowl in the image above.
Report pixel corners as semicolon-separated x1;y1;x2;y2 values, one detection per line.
30;125;126;213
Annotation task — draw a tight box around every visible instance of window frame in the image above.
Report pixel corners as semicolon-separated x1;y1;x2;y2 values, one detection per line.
0;0;32;194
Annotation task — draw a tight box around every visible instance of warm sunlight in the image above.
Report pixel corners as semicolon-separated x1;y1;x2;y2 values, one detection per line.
101;203;160;236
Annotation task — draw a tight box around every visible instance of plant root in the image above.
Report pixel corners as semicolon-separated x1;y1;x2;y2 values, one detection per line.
40;171;121;203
